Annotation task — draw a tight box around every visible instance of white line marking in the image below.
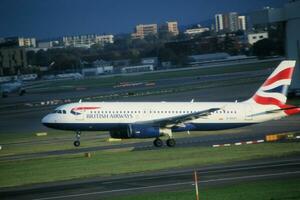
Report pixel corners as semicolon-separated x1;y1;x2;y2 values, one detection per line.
32;171;300;200
234;142;242;146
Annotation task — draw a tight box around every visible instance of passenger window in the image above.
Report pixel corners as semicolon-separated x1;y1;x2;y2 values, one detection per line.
58;110;62;114
63;110;66;114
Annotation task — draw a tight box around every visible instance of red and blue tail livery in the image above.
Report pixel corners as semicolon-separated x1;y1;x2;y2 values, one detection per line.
249;61;300;116
42;60;300;147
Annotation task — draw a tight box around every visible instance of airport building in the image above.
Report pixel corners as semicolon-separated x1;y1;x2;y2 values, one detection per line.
0;48;27;76
250;0;300;91
131;24;158;39
2;37;36;48
121;65;154;73
247;32;269;45
63;34;114;48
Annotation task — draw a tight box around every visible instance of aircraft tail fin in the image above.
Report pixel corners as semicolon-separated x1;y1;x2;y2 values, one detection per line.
248;60;296;104
246;60;300;115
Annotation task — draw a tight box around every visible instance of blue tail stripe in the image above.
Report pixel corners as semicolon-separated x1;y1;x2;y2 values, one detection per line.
264;85;287;94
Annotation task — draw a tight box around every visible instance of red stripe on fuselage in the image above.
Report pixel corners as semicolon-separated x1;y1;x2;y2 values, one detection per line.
72;106;100;111
262;67;294;87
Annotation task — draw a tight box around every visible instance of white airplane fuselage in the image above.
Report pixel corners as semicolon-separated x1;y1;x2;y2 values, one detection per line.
42;101;283;132
42;60;300;147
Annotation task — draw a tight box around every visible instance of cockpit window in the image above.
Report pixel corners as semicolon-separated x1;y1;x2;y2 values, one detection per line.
53;109;67;114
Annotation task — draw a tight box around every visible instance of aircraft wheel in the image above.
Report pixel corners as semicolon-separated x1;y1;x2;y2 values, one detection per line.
166;138;176;147
74;141;80;147
153;138;163;147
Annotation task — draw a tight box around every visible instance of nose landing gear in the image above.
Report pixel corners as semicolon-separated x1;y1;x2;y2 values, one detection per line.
74;131;81;147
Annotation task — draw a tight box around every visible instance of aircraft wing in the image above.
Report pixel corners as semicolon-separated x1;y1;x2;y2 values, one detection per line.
139;108;221;127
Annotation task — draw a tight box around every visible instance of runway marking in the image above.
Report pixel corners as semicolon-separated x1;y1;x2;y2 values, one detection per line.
33;170;300;200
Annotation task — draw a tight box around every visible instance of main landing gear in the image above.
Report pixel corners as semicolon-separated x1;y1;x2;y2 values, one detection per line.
74;131;81;147
153;138;176;147
153;129;176;147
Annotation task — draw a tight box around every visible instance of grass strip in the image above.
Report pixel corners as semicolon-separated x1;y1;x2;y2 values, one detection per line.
105;177;300;200
0;142;300;187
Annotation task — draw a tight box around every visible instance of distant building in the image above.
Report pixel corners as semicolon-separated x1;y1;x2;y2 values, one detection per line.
247;32;269;45
215;12;240;33
238;16;247;31
3;37;36;48
18;37;36;48
95;35;114;44
0;48;27;76
131;24;158;39
184;25;210;36
141;57;158;67
215;14;224;32
121;65;154;73
63;34;114;48
82;66;114;76
160;21;179;36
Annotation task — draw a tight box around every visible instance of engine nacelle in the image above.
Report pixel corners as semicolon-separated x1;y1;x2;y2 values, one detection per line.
109;124;165;139
109;125;132;139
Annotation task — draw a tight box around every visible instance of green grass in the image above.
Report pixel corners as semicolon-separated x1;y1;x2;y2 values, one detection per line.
30;60;279;93
105;178;300;200
0;127;246;156
0;142;300;187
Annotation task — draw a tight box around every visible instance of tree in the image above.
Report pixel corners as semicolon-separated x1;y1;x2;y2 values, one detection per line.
252;38;276;58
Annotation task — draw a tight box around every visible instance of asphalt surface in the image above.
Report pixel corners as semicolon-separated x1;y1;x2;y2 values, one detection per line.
1;155;300;200
0;69;270;108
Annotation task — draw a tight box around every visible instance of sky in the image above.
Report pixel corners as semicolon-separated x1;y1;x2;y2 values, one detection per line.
0;0;287;39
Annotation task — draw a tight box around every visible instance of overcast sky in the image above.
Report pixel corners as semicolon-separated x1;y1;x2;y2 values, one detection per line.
0;0;287;39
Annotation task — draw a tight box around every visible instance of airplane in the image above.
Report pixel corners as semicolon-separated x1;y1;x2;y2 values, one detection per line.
1;80;26;98
42;60;300;147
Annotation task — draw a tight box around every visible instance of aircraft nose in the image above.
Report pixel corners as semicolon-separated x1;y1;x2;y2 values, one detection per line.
42;114;52;127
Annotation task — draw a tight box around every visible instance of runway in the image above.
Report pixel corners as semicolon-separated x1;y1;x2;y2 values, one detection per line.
1;155;300;200
0;67;271;107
